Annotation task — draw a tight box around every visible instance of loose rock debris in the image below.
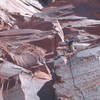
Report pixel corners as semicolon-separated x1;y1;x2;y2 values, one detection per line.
0;0;100;100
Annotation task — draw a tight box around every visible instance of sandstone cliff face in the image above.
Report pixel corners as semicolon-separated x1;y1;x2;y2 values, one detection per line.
54;46;100;100
0;0;100;100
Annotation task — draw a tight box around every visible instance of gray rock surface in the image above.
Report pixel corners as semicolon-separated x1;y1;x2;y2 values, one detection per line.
54;46;100;100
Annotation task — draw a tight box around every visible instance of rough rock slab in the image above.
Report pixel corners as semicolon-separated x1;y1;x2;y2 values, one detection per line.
54;46;100;100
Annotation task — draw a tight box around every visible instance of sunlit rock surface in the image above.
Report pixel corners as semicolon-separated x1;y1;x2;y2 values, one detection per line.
0;0;100;100
54;46;100;100
19;71;52;100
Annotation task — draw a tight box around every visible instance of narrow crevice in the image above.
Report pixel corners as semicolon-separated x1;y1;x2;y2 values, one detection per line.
68;57;86;100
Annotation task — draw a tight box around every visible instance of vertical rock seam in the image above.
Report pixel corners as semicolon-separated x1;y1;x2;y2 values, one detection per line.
68;56;86;100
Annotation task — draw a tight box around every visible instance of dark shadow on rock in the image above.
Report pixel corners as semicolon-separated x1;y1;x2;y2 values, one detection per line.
38;0;53;7
38;80;57;100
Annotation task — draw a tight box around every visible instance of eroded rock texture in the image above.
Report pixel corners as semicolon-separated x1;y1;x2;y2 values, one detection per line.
0;0;100;100
54;46;100;100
